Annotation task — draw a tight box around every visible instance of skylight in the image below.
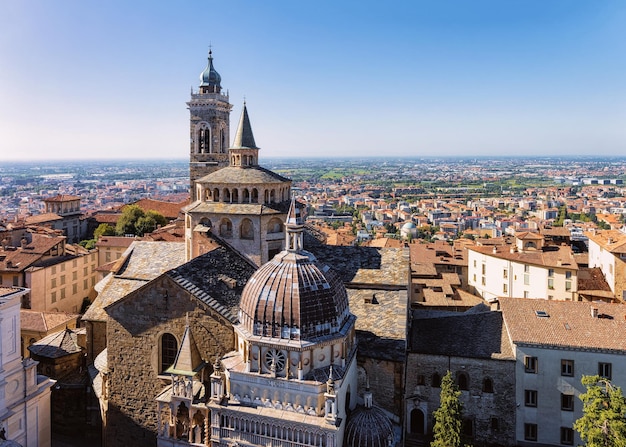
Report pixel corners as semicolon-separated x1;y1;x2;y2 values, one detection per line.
535;310;549;318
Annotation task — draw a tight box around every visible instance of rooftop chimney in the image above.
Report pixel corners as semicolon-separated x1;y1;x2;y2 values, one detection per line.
591;307;598;318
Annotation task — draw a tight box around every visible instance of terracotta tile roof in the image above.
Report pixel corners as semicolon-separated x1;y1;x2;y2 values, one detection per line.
91;212;121;224
127;198;190;220
469;244;578;270
577;267;612;292
95;236;135;248
24;213;63;225
500;297;626;352
20;310;80;333
586;229;626;254
44;194;81;202
0;250;44;272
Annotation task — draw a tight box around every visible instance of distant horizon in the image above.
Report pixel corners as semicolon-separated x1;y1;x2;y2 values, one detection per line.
3;154;626;164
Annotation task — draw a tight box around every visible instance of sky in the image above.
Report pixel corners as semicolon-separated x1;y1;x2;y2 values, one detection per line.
1;0;625;161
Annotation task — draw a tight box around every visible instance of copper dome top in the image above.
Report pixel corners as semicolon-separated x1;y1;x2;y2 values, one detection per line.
238;249;351;341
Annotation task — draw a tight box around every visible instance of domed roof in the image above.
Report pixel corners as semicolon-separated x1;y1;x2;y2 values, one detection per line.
238;201;351;341
402;221;416;230
344;405;394;447
200;50;221;89
239;250;351;340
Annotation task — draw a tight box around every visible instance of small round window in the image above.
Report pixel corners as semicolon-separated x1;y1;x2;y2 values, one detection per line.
264;349;286;372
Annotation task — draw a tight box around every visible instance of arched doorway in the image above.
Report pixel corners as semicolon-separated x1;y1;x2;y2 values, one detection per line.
410;408;425;434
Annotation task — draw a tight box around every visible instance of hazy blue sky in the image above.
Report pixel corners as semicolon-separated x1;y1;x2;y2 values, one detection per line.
1;1;625;160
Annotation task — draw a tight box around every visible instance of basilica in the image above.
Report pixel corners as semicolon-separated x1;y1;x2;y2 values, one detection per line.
86;51;400;447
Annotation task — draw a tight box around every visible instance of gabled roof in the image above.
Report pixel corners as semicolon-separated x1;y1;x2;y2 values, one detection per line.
410;305;514;360
166;244;258;323
28;327;83;358
125;198;189;220
468;244;578;270
500;297;626;352
586;229;626;254
20;310;79;333
83;241;186;322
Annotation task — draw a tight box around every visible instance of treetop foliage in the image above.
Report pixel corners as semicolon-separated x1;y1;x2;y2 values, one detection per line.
574;375;626;447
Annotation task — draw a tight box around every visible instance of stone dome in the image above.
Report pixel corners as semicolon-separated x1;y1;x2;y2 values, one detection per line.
344;405;394;447
200;50;221;88
238;249;351;341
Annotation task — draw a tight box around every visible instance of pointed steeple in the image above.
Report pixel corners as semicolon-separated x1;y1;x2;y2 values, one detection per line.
285;198;304;252
232;102;258;150
165;316;206;376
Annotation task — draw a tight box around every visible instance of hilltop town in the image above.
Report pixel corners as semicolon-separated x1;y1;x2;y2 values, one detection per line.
2;52;626;447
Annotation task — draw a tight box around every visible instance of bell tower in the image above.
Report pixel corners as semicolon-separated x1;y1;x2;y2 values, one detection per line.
188;49;232;201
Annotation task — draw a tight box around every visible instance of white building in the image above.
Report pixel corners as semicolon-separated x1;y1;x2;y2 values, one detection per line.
468;233;578;302
500;297;626;446
0;287;55;447
586;229;626;301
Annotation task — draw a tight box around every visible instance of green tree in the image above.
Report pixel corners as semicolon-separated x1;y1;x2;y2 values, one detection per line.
431;371;463;447
116;204;145;236
115;205;168;236
94;223;115;241
574;375;626;447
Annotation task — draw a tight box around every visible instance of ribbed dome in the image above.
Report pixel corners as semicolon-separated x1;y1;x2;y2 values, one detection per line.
200;50;221;89
238;249;351;341
344;405;394;447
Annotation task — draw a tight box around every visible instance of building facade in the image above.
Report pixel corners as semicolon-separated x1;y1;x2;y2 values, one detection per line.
586;229;626;302
0;287;55;447
468;233;578;302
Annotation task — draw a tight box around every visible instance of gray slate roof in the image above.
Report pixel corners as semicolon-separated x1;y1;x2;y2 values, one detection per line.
197;166;290;184
410;306;514;360
28;327;83;358
167;245;257;323
83;241;186;322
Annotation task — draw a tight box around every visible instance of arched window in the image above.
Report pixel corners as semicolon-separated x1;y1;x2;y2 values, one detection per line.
213;188;220;202
241;219;254;240
160;333;178;373
251;188;259;203
243;189;250;203
457;372;469;391
432;372;441;388
267;218;283;234
483;377;494;393
220;219;233;238
224;188;231;203
197;124;211;154
232;188;239;203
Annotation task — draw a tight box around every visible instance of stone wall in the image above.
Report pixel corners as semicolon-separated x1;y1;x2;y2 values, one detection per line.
404;353;516;446
358;356;404;423
104;274;235;447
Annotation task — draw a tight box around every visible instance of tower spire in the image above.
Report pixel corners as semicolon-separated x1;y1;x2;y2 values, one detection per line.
232;103;258;150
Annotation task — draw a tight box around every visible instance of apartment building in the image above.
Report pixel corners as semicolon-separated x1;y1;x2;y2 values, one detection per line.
25;251;98;313
500;298;626;446
468;233;578;302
